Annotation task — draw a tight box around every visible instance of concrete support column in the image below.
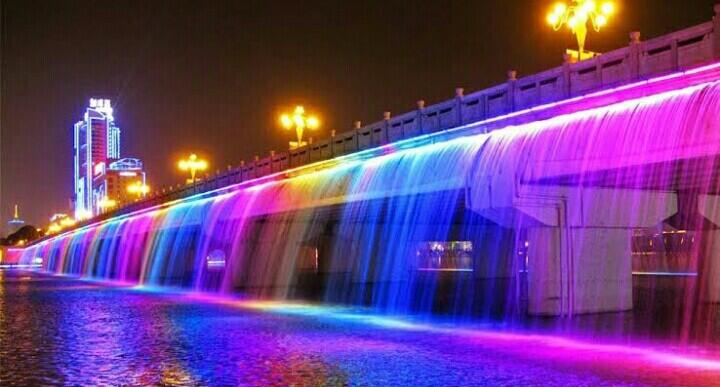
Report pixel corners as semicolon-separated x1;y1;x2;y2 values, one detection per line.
701;229;720;303
696;194;720;303
526;227;565;316
525;226;633;316
569;227;633;314
713;4;720;59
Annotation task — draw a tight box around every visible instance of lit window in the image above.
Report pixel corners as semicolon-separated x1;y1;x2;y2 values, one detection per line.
206;250;226;270
415;241;473;272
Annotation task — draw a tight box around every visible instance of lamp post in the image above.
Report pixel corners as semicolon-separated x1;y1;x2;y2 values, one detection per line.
178;153;208;184
127;181;151;200
546;1;615;60
279;105;320;149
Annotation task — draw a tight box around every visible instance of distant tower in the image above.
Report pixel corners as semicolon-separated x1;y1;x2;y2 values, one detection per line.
7;204;25;233
73;98;121;219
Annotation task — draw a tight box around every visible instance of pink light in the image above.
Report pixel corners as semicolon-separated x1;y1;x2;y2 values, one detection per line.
88;279;720;372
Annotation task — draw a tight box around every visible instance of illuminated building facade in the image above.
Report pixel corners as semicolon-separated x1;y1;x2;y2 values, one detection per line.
104;158;147;208
73;98;144;218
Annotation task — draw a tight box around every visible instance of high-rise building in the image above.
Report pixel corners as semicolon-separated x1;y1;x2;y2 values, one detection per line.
73;98;143;218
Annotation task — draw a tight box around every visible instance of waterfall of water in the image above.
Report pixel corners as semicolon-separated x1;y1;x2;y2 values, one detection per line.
20;80;720;343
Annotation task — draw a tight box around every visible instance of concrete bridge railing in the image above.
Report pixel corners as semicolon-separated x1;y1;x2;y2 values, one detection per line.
78;4;720;230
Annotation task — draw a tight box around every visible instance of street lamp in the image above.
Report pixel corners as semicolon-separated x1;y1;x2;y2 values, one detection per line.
279;105;320;149
178;153;208;184
127;181;151;199
47;223;62;235
547;1;615;60
59;217;76;228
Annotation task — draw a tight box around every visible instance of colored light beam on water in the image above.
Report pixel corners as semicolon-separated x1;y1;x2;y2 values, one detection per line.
84;278;720;373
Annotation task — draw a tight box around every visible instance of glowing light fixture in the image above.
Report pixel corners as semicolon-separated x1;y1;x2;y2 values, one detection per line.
46;223;62;235
127;181;151;199
178;154;209;185
279;105;320;149
45;213;76;235
59;217;76;228
547;1;616;59
98;197;118;210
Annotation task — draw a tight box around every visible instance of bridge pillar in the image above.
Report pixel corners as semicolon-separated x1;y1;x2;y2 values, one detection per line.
713;4;720;59
696;194;720;303
469;183;677;316
525;225;634;316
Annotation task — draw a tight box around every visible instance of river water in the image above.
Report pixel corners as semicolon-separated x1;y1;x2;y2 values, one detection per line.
1;270;720;386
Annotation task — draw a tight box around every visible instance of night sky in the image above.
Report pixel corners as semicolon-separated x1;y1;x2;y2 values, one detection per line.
1;0;718;230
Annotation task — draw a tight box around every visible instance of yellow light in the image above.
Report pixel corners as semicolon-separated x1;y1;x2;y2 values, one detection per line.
280;114;293;129
553;2;567;14
98;197;117;209
279;105;322;150
575;9;588;22
59;217;75;227
178;154;209;184
293;114;305;128
596;14;607;26
582;0;595;13
179;154;207;171
307;116;320;129
568;16;578;28
127;181;151;196
601;2;614;14
547;13;559;25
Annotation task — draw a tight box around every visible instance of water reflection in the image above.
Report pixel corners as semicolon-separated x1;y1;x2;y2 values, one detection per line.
1;270;720;386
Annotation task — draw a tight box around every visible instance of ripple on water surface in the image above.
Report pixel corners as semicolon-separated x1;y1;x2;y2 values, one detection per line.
1;270;719;386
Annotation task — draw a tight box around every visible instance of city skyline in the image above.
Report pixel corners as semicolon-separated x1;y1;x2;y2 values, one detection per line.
2;0;718;229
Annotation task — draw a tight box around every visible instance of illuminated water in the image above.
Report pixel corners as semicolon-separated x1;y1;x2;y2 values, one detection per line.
2;270;720;386
16;70;720;359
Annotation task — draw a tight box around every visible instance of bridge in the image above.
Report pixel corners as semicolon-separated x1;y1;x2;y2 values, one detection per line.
13;4;720;322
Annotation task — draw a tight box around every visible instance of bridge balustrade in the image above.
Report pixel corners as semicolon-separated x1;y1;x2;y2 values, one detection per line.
356;125;373;150
256;156;272;177
310;139;332;162
271;152;290;173
388;111;420;140
241;162;256;181
369;120;387;147
332;131;358;157
289;147;310;168
422;98;460;133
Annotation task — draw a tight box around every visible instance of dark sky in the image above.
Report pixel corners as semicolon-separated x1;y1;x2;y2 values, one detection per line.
1;0;718;230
